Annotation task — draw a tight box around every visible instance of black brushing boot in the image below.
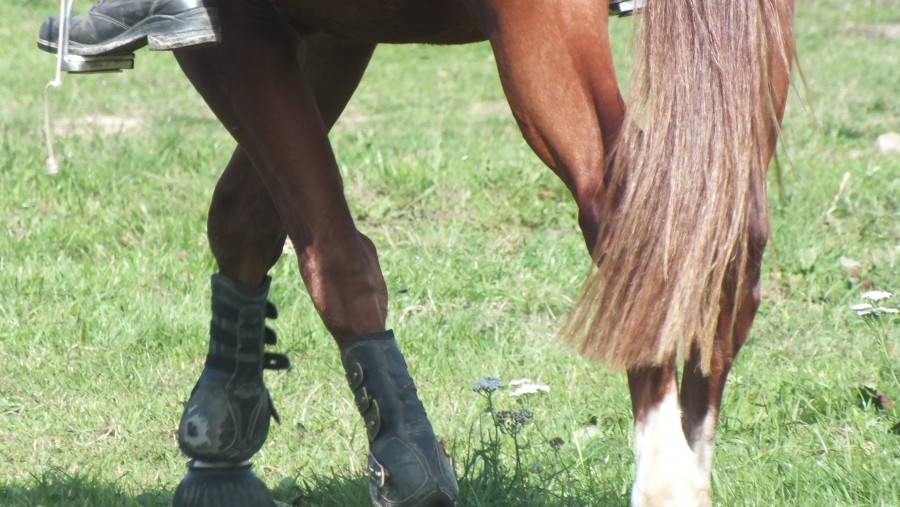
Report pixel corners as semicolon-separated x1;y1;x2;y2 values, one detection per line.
173;274;290;507
341;331;459;507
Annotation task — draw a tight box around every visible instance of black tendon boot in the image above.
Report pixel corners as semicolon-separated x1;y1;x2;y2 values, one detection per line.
341;331;459;507
173;273;290;507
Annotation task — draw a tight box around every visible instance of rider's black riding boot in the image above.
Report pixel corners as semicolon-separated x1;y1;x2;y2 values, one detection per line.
173;273;289;507
37;0;219;56
341;331;459;507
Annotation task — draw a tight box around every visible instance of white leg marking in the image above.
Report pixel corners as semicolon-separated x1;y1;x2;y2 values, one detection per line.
688;410;718;477
631;387;710;507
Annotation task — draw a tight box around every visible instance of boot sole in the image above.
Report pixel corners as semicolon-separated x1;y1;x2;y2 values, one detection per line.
37;7;220;56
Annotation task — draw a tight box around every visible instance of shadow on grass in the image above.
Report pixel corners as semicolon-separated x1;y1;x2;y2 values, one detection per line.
278;470;627;506
0;470;170;507
1;467;627;507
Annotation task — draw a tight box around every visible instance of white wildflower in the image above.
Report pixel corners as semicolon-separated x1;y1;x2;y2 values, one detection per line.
862;291;893;302
851;303;873;311
510;382;550;397
507;378;532;387
875;307;899;315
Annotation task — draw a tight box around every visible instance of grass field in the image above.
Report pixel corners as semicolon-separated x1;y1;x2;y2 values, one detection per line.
1;0;898;505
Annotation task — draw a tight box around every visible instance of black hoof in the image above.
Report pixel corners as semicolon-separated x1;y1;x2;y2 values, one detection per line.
173;460;274;507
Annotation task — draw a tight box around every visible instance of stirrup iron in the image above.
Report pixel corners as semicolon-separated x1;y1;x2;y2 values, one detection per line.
609;0;645;17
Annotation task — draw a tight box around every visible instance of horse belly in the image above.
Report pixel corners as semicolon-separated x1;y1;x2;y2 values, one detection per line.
271;0;485;44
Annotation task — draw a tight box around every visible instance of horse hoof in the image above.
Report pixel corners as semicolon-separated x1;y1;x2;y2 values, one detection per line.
173;459;274;507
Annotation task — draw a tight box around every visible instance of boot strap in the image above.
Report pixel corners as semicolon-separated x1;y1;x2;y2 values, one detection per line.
346;363;382;442
208;296;291;371
204;350;290;372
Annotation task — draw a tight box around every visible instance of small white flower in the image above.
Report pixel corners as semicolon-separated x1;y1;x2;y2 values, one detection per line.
507;378;532;387
862;291;893;302
855;304;899;317
510;383;550;397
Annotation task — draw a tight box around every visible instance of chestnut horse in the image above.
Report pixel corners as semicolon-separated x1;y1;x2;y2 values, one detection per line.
169;0;794;505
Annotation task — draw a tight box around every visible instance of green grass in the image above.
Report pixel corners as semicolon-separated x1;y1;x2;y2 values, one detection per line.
1;0;898;505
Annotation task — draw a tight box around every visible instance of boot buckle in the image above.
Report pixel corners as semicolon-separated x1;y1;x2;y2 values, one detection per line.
364;400;381;442
346;362;364;389
355;386;372;412
368;456;388;488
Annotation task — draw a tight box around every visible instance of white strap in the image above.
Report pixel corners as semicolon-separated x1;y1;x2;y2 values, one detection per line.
43;0;75;174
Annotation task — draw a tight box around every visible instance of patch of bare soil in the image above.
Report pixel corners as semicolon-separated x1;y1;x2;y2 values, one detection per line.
333;105;385;130
860;23;900;40
468;101;510;118
55;114;143;137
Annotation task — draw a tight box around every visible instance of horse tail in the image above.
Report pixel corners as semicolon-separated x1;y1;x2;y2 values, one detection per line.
566;0;793;373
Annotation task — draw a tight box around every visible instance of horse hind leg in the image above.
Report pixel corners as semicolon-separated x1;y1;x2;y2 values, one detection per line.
462;0;625;255
625;219;768;507
627;360;710;507
678;286;758;484
626;182;770;507
679;16;793;485
459;4;707;501
459;4;709;502
678;200;769;479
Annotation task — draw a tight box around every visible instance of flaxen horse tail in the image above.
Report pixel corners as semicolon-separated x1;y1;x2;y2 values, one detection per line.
567;0;793;373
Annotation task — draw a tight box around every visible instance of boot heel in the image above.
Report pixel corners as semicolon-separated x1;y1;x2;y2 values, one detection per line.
147;8;220;51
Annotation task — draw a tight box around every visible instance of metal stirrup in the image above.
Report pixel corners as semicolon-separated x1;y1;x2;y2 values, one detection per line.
609;0;645;17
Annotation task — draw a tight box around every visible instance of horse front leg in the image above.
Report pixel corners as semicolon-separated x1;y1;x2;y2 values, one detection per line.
206;148;286;288
176;28;379;479
172;6;456;505
171;146;290;507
